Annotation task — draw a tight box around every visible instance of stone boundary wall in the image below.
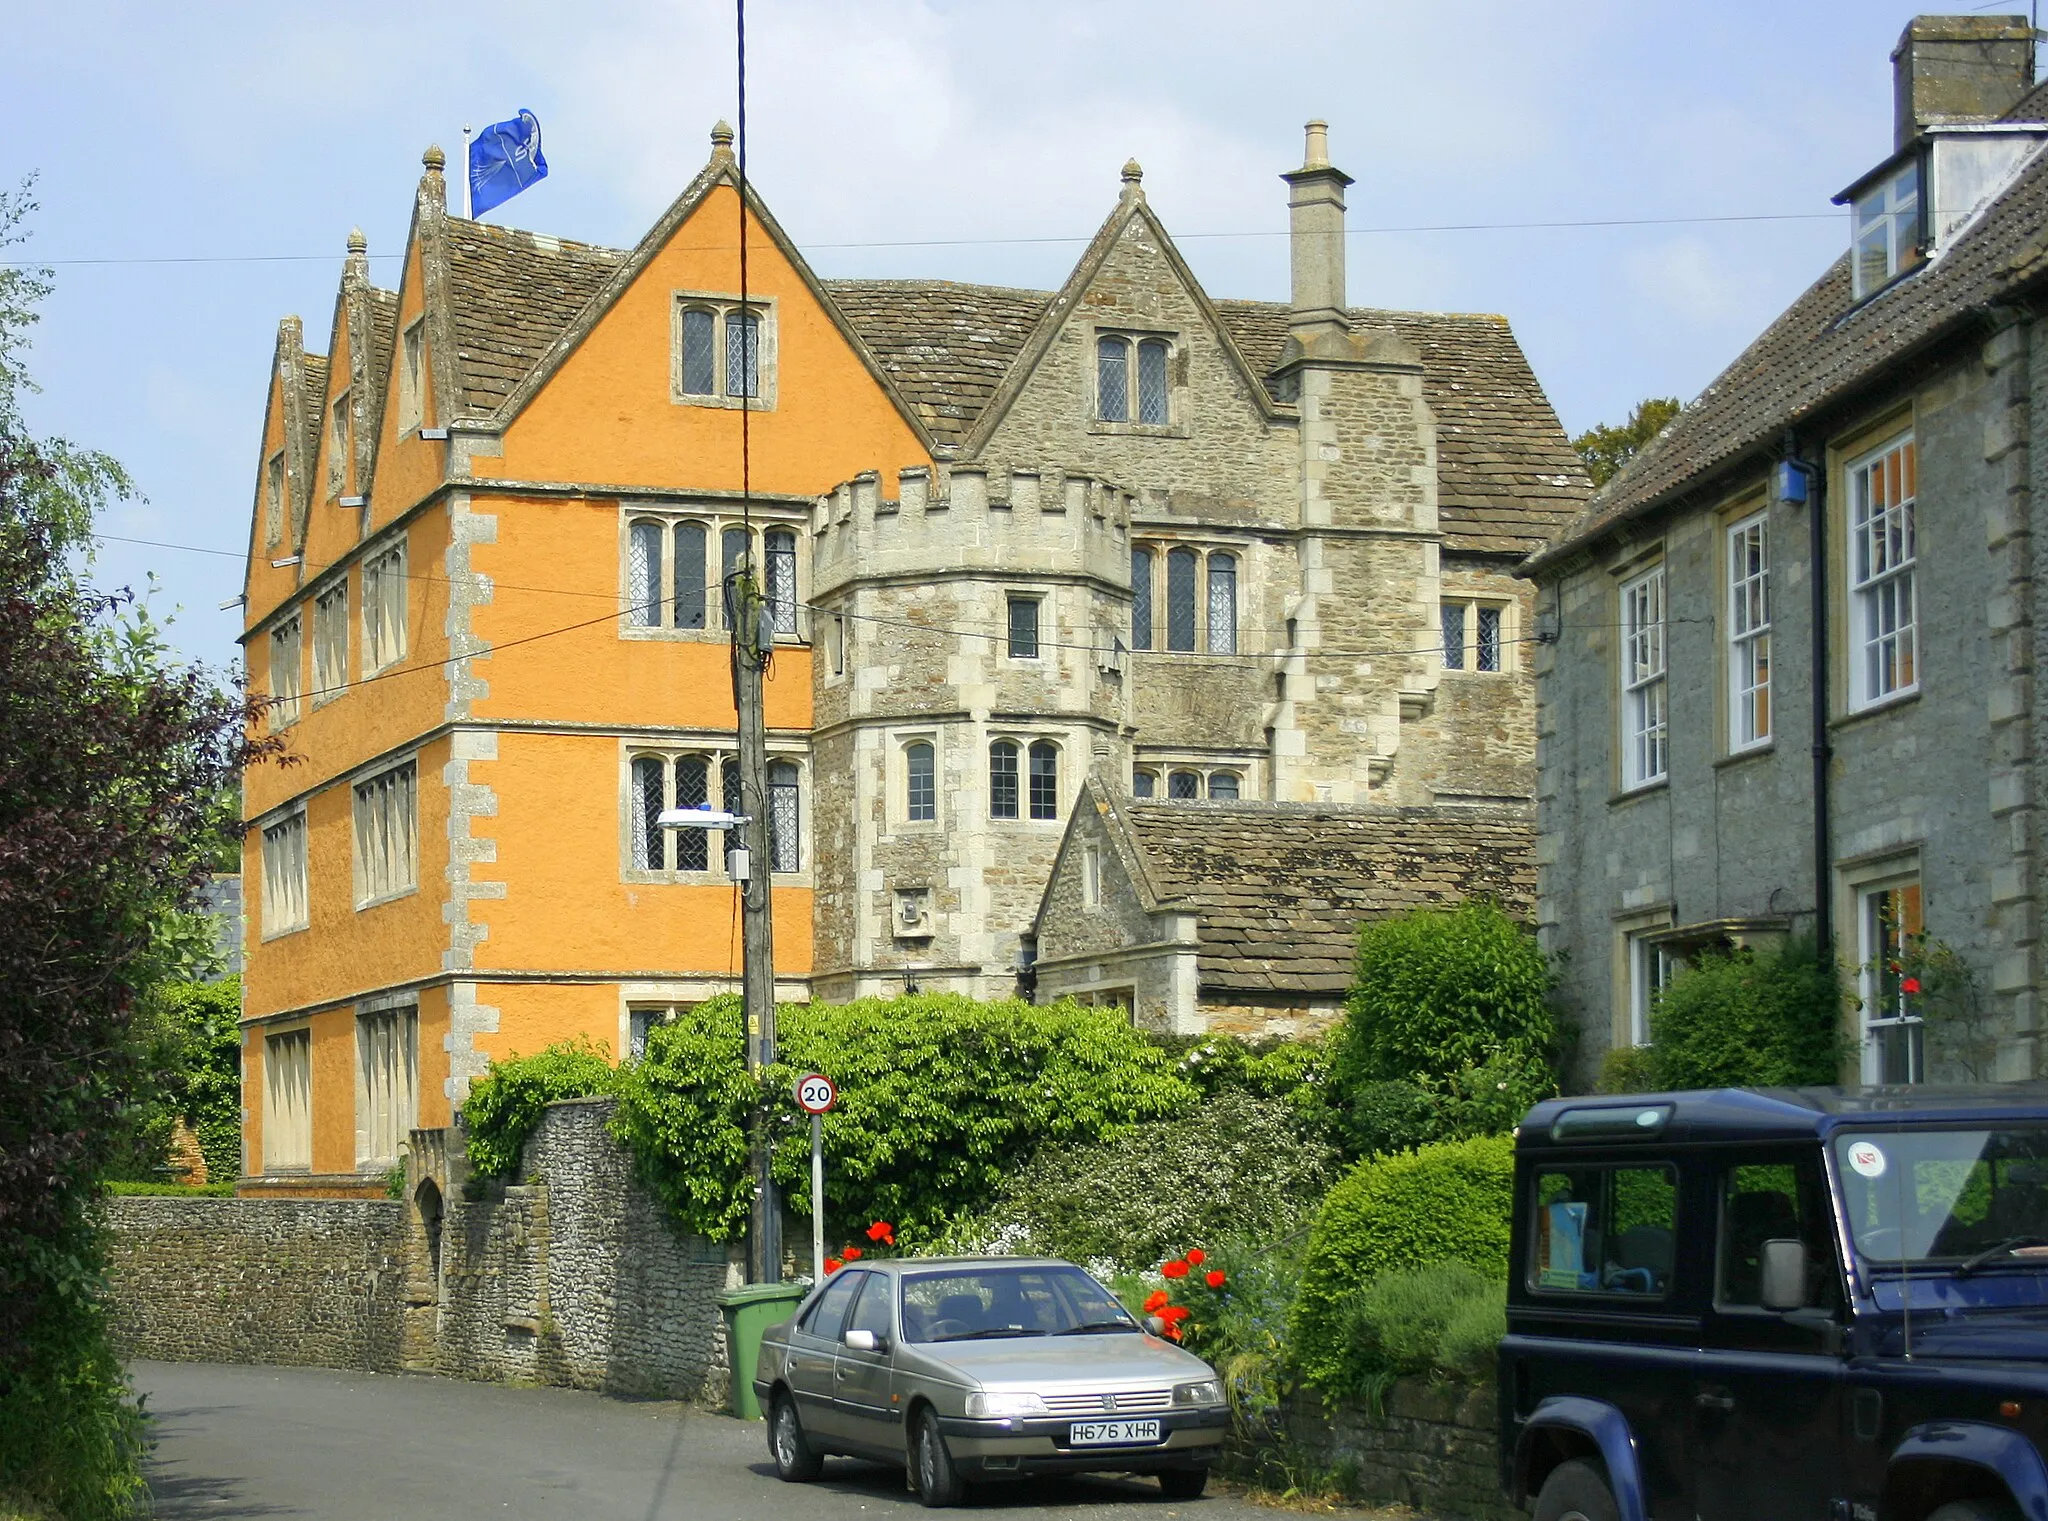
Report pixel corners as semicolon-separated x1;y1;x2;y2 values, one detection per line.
1280;1377;1518;1521
109;1099;739;1404
106;1196;409;1371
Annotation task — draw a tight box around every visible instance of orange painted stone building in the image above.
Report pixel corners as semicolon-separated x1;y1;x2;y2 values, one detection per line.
238;131;928;1190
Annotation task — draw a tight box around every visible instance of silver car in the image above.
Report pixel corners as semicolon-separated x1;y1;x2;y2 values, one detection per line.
753;1256;1229;1506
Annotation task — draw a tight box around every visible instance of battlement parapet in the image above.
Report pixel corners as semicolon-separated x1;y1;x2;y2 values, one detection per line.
811;464;1137;595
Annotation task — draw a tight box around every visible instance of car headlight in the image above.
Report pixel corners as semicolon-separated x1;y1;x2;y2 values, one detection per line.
965;1391;1050;1419
1173;1379;1224;1406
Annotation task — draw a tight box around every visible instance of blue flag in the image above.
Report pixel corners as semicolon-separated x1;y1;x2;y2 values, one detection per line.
469;109;548;217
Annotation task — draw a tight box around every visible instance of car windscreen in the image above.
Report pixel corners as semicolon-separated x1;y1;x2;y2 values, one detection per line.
1835;1127;2048;1265
899;1265;1137;1343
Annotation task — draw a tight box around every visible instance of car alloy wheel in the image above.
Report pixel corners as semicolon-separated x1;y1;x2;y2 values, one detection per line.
913;1409;966;1508
771;1395;822;1482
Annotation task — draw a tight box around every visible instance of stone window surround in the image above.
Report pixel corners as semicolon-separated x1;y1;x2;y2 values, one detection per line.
1722;502;1772;755
1838;846;1924;1085
268;613;303;731
888;728;942;830
1610;903;1676;1053
361;535;409;676
1006;591;1044;660
1841;426;1919;715
987;732;1065;824
1615;555;1668;794
262;1023;314;1174
1088;323;1188;438
618;739;812;886
351;754;420;911
1440;597;1510;675
669;290;779;411
1131;537;1241;654
312;576;349;708
1132;760;1251;802
353;997;418;1172
618;507;807;645
259;803;310;941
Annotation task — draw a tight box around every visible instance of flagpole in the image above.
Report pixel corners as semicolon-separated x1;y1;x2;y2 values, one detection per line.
461;125;473;219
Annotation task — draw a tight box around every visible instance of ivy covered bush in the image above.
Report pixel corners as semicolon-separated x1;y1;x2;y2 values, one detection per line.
461;1038;620;1180
611;994;1197;1244
1331;903;1556;1158
1290;1133;1514;1389
1649;938;1846;1090
1320;1263;1506;1401
938;1087;1338;1269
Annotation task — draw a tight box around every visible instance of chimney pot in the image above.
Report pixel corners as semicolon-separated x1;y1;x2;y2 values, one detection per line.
1280;118;1354;335
1303;119;1331;168
1892;14;2035;149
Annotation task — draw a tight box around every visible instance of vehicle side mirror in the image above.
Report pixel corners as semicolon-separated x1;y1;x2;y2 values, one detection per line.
843;1329;885;1353
1760;1239;1808;1311
1145;1316;1166;1337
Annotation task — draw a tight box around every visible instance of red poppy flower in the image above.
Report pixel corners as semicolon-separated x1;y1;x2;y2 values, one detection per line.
1160;1304;1191;1324
1161;1259;1190;1280
1902;977;1922;995
1143;1290;1170;1313
867;1221;896;1246
1185;1248;1206;1267
842;1246;863;1261
825;1257;843;1274
1162;1322;1183;1342
1205;1269;1227;1289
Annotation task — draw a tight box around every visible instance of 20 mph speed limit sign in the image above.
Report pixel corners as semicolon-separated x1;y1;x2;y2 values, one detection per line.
794;1073;838;1115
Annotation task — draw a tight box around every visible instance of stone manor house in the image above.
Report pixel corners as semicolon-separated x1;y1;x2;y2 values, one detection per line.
235;121;1584;1187
1529;15;2048;1090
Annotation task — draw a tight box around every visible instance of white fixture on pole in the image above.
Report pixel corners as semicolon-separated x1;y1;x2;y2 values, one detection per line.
460;125;473;218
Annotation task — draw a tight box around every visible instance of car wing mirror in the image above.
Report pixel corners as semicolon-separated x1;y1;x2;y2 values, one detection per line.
843;1329;885;1353
1145;1315;1166;1337
1760;1239;1808;1311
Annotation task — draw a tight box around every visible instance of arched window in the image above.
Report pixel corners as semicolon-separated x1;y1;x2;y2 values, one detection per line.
680;308;717;396
1168;770;1202;801
769;760;801;872
1131;769;1156;798
1136;339;1170;425
631;755;665;868
1096;336;1129;422
1166;547;1198;652
989;741;1020;820
1130;547;1154;651
628;520;664;628
906;741;936;822
726;309;760;399
721;527;750;629
765;528;798;636
1028;741;1059;820
673;522;707;630
1207;552;1237;655
1207;771;1240;801
673;755;709;871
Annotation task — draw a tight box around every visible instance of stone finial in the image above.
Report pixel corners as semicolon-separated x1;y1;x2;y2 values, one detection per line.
423;144;446;172
1120;158;1145;204
710;120;736;157
347;227;368;254
1302;119;1331;169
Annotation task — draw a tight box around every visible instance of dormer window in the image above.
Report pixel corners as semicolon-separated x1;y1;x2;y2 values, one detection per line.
1851;159;1923;300
1094;333;1173;426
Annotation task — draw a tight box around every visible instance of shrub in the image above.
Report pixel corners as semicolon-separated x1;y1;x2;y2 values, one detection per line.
104;1182;235;1198
1597;1043;1659;1095
1332;903;1556;1157
612;994;1196;1245
1291;1133;1514;1389
461;1039;620;1180
1321;1263;1505;1401
1153;1034;1337;1147
1650;938;1846;1090
938;1088;1337;1270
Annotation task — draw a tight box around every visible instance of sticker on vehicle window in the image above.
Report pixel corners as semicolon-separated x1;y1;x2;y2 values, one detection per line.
1846;1140;1887;1179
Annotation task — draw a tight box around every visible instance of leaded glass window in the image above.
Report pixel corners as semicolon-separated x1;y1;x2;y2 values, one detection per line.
674;522;707;630
632;756;665;870
1166;547;1198;651
766;528;798;636
1096;337;1128;422
726;309;759;399
1477;606;1502;673
674;755;709;871
721;759;744;870
1137;338;1169;425
1206;552;1236;654
721;527;750;630
1442;602;1466;669
989;741;1019;820
1132;769;1155;798
680;308;716;395
1208;771;1240;800
769;761;800;872
1168;770;1201;801
628;520;663;627
1130;547;1154;651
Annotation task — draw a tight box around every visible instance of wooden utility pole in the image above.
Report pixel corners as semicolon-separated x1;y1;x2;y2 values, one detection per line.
729;571;780;1282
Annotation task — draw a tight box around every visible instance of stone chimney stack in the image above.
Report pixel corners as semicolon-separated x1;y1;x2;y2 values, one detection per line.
1281;119;1354;336
1893;14;2035;149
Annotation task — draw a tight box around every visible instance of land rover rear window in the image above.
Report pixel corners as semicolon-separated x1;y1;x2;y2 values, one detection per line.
1530;1164;1678;1297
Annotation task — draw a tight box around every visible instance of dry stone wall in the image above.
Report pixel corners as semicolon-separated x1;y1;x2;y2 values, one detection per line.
1279;1378;1518;1521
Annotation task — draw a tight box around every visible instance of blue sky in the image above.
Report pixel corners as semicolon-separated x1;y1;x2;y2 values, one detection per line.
4;0;1982;669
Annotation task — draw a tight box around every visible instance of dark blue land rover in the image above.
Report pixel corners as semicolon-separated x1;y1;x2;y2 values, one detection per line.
1502;1087;2048;1521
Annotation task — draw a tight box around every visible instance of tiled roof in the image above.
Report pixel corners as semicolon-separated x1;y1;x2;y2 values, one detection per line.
1215;301;1592;555
821;279;1049;447
299;352;329;464
1529;132;2048;574
365;287;398;453
444;220;625;416
1119;798;1535;997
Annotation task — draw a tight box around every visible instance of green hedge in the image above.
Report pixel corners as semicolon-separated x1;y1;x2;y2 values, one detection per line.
1291;1133;1514;1389
1651;937;1846;1089
104;1182;235;1198
1326;1263;1505;1400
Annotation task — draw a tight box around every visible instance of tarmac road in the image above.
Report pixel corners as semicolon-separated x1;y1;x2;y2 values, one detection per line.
132;1361;1271;1520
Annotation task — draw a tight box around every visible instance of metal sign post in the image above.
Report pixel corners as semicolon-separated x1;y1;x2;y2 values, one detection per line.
794;1073;838;1282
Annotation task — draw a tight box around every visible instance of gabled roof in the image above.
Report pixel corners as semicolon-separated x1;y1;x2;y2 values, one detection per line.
443;222;626;416
1103;791;1535;998
821;279;1049;447
1527;113;2048;575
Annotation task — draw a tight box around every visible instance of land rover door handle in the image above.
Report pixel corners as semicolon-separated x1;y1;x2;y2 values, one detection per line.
1695;1390;1735;1413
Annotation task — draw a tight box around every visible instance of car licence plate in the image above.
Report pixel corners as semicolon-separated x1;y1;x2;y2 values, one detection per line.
1067;1419;1162;1447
